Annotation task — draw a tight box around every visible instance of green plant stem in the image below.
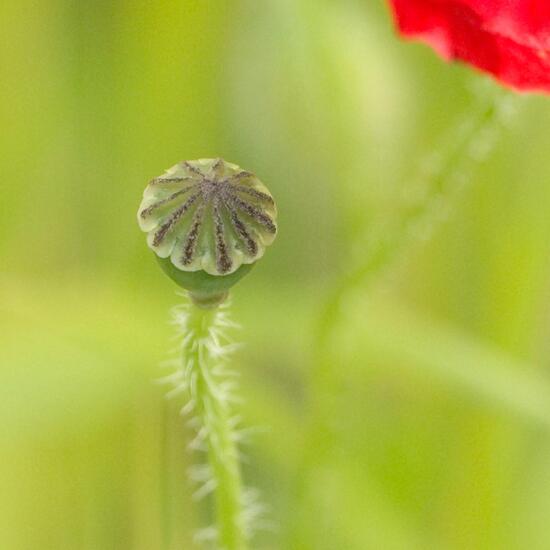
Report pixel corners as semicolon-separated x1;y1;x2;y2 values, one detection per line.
177;301;248;550
319;86;515;341
289;85;519;547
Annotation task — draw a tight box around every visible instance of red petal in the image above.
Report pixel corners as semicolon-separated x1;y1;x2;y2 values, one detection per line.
389;0;550;93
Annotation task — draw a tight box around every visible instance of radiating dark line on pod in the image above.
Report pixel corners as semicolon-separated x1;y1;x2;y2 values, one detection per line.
228;183;275;205
213;200;233;274
181;204;205;266
140;185;198;219
152;193;200;247
224;200;259;256
229;171;253;182
182;162;205;178
225;195;277;234
149;176;191;186
210;158;224;177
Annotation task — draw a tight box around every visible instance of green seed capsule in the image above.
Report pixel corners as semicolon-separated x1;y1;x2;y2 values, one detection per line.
138;158;278;306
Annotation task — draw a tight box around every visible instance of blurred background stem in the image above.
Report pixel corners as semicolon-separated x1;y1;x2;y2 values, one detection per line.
289;83;518;548
319;83;517;343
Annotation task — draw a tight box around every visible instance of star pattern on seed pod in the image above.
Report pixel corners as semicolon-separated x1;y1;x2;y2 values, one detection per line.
138;158;277;276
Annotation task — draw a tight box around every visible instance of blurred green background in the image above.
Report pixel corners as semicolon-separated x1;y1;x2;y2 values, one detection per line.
3;1;550;549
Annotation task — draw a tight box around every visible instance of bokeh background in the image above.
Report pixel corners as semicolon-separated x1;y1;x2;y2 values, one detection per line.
3;1;550;549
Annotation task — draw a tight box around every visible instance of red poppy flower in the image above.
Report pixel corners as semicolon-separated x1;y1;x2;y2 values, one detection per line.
388;0;550;93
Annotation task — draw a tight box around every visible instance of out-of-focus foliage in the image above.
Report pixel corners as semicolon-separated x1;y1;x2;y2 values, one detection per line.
2;1;550;549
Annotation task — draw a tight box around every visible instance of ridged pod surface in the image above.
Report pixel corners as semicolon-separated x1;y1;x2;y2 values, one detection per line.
138;158;277;304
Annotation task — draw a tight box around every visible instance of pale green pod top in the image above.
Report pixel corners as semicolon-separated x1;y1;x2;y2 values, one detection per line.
138;158;277;305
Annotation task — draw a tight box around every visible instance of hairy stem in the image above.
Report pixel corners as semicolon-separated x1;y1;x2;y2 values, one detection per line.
170;299;248;550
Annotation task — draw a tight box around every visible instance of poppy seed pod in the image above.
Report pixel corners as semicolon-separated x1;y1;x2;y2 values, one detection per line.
138;158;278;307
